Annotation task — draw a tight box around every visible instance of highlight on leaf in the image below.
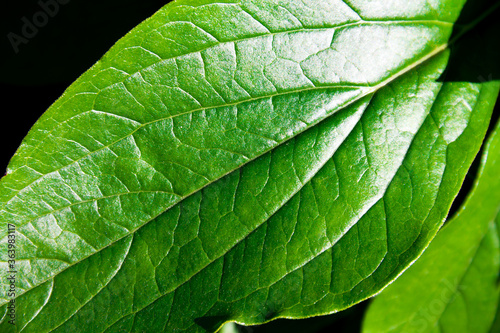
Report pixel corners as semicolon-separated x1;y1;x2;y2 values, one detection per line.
1;0;500;332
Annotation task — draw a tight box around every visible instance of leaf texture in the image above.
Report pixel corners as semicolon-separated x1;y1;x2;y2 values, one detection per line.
0;0;499;332
362;119;500;333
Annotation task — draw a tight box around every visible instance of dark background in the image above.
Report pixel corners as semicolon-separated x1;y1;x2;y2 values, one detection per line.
0;0;172;173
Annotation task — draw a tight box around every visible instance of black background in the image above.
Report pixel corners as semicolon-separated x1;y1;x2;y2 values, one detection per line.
0;0;172;173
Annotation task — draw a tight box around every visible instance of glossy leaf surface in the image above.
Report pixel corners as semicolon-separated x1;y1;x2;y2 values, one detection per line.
363;119;500;333
1;0;499;332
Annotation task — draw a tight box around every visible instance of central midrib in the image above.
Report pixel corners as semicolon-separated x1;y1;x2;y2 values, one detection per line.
0;38;451;309
3;17;455;229
105;49;446;333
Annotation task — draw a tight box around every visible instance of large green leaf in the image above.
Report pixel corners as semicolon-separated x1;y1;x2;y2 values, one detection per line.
362;119;500;333
1;0;499;332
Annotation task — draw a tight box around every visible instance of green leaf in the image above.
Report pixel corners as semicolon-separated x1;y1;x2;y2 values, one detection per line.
362;118;500;333
1;1;499;332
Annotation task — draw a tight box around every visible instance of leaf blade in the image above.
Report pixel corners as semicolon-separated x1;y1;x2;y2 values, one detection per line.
0;0;461;302
1;1;499;332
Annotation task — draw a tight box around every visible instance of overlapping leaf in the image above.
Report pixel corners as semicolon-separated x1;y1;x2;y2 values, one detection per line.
1;0;499;332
